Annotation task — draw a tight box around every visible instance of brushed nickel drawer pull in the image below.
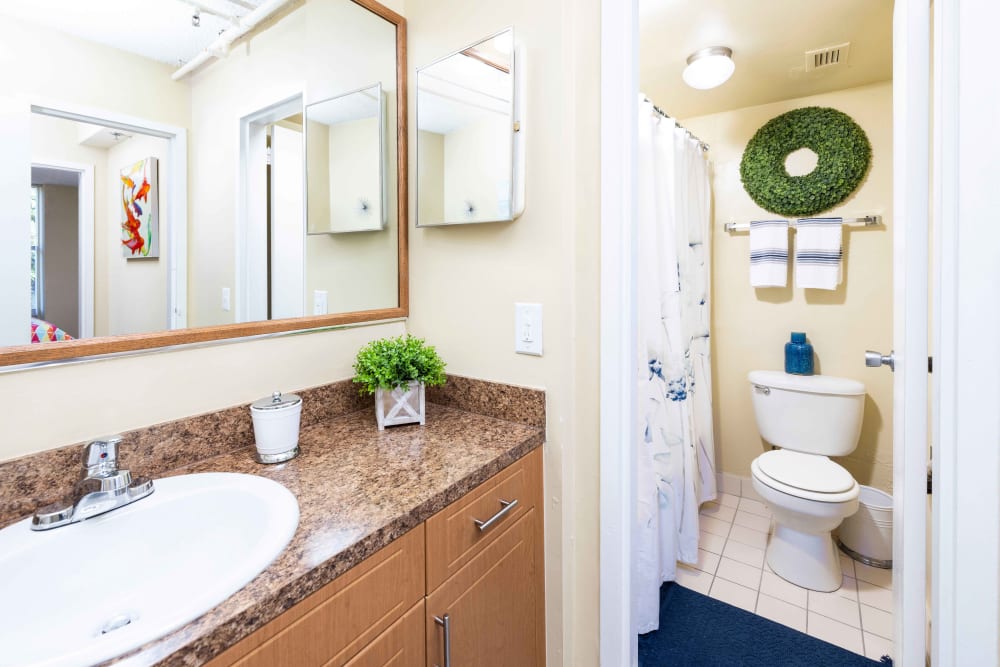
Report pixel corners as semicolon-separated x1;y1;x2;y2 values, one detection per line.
434;613;451;667
473;498;519;532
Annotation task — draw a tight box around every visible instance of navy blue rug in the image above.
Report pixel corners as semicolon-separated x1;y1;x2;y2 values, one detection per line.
638;583;892;666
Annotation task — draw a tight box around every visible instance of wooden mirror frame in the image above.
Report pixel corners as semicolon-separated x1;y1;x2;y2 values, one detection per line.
0;0;407;368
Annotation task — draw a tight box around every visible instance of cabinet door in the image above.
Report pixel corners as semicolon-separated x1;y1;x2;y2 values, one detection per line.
425;509;544;667
344;601;425;667
206;526;424;667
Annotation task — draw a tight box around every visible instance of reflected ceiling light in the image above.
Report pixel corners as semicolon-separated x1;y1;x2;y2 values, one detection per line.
682;46;735;90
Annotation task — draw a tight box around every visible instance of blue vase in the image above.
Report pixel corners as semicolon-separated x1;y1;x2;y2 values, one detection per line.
785;332;814;375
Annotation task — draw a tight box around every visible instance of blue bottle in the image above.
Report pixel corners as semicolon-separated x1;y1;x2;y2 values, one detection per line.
785;332;814;375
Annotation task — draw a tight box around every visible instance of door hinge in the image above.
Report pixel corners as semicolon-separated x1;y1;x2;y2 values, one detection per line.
928;356;933;373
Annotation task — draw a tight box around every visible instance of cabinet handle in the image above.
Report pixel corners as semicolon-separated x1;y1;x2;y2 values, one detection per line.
473;498;519;532
434;613;451;667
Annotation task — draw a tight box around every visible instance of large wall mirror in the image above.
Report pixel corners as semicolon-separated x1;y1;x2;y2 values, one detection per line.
416;28;523;227
0;0;407;367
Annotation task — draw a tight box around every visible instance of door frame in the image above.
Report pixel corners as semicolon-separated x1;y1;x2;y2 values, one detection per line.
236;93;304;323
30;159;96;339
891;1;929;663
598;0;638;663
597;0;930;663
930;1;1000;664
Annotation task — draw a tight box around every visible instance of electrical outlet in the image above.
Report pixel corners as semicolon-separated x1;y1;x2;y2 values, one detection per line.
221;287;231;312
313;290;328;315
514;303;543;356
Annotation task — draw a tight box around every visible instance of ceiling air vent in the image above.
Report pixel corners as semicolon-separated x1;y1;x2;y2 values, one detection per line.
805;42;851;72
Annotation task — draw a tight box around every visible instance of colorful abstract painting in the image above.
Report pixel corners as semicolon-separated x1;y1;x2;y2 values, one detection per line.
120;157;159;258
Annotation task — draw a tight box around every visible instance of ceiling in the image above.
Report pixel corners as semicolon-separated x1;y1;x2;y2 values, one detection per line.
0;0;263;67
639;0;893;119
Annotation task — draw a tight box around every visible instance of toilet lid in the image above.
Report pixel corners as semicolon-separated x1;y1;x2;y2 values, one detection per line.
755;450;855;494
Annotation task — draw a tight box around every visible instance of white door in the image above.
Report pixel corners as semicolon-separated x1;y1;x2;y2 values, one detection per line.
886;1;930;663
269;124;305;320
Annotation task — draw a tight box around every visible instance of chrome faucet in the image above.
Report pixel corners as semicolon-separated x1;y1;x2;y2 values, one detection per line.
31;436;154;531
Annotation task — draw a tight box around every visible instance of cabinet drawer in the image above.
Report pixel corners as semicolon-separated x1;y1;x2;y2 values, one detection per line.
425;448;542;592
207;525;424;667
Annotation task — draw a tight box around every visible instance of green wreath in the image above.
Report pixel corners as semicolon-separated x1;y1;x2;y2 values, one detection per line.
739;106;872;217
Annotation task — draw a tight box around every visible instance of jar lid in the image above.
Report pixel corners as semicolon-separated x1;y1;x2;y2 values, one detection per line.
790;332;806;343
251;391;302;411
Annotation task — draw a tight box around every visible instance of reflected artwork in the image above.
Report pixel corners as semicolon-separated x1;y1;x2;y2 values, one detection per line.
120;157;159;259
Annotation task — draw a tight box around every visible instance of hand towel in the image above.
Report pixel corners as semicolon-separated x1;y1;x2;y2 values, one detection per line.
749;219;789;288
794;217;844;290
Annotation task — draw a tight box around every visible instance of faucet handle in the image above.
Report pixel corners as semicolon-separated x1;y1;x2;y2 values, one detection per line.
83;435;123;477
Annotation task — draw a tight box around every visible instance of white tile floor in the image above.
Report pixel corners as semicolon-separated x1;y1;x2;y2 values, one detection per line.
675;492;895;663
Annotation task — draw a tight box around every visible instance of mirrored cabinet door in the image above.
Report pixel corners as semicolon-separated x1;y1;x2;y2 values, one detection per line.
307;83;386;234
416;28;520;227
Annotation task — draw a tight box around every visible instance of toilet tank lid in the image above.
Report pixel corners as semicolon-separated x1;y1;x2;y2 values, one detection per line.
748;370;865;396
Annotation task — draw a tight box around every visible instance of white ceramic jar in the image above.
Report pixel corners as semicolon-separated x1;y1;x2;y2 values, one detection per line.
250;391;302;464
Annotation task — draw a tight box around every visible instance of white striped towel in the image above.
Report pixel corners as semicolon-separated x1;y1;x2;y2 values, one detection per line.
794;217;844;290
749;219;789;287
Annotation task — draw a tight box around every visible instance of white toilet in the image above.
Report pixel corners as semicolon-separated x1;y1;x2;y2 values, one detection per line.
747;370;866;592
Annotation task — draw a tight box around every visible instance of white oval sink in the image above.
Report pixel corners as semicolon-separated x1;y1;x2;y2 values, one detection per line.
0;472;299;667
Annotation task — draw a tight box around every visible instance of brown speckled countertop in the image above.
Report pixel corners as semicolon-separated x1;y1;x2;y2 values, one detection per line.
103;399;544;666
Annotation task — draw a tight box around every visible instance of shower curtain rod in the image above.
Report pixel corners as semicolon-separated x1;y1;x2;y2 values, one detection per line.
643;97;710;152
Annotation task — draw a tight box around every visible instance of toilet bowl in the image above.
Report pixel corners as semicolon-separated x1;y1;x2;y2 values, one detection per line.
747;370;866;592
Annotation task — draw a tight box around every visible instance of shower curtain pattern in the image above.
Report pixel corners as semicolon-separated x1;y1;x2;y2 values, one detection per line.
636;96;717;633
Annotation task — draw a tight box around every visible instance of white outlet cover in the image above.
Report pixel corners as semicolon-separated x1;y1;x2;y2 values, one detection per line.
313;290;328;315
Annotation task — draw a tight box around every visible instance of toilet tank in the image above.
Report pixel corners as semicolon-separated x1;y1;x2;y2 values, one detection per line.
748;370;866;456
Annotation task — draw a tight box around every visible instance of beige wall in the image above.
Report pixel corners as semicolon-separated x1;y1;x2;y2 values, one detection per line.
682;81;894;491
405;0;602;665
38;185;79;338
106;135;171;336
0;14;189;129
417;130;444;224
306;120;332;232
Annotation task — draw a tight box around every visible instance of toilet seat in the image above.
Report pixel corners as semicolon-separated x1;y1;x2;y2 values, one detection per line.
752;450;859;504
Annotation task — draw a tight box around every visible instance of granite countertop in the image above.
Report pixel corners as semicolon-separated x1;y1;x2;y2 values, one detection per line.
106;402;544;666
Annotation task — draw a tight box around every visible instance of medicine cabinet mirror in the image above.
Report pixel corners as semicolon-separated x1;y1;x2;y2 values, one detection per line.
306;83;386;234
0;0;407;367
416;27;523;227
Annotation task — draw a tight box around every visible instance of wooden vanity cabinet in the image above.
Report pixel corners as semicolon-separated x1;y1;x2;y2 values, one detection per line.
205;449;543;667
424;449;545;667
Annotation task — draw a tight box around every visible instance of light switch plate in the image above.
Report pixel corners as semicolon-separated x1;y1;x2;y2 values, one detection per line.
221;287;231;312
514;303;543;356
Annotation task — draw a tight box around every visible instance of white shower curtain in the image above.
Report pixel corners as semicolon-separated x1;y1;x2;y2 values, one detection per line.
635;95;717;633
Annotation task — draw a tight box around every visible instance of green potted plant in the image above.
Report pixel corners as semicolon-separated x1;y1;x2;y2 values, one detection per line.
353;334;447;430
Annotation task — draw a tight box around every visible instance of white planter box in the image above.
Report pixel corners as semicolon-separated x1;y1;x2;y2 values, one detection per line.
375;381;426;430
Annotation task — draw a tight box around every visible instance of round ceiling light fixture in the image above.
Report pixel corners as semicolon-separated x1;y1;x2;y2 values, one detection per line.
682;46;735;90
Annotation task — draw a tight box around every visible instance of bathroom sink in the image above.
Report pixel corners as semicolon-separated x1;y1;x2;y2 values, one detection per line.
0;472;299;667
